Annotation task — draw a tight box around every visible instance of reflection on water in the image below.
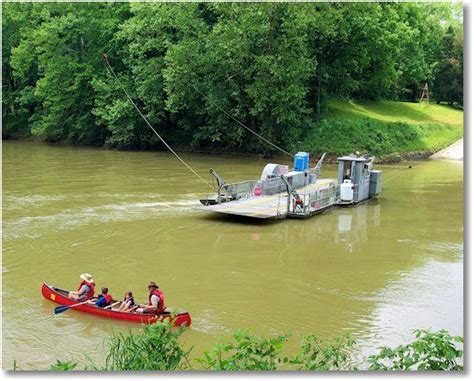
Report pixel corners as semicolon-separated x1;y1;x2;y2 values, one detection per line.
2;141;463;369
354;259;463;369
335;202;380;252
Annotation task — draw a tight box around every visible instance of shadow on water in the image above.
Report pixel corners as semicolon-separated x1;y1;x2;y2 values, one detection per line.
198;212;285;226
197;198;380;226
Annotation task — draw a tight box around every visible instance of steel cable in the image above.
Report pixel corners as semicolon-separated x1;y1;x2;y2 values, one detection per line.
103;54;213;189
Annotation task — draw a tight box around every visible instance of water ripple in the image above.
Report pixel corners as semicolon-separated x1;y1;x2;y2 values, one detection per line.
3;197;202;241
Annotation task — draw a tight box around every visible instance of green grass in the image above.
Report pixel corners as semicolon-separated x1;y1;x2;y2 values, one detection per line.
327;99;463;127
304;99;463;158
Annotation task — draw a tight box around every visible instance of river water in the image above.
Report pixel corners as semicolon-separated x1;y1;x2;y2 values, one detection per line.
2;141;463;370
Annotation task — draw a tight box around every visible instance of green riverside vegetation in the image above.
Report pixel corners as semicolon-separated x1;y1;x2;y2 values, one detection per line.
303;100;463;158
30;324;464;371
2;2;463;157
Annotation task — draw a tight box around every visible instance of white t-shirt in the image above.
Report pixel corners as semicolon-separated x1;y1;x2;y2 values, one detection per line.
150;294;160;308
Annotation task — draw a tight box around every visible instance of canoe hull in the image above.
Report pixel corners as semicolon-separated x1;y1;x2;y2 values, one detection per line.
41;283;191;327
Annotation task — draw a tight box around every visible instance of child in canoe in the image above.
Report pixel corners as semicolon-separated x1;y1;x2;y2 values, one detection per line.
117;291;136;312
93;287;113;308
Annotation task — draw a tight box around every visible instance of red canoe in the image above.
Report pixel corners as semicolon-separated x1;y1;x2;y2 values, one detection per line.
41;283;191;327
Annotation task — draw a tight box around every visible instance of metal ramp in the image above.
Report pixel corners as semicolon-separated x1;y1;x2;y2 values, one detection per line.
200;193;288;219
200;179;335;219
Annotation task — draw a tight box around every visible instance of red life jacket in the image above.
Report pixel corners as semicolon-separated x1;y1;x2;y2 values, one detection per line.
103;293;113;305
148;289;165;313
77;280;95;300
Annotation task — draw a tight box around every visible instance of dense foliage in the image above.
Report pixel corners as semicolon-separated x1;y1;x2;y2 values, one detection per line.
290;332;356;370
104;321;191;370
200;330;287;370
34;326;463;371
368;329;464;371
2;2;463;154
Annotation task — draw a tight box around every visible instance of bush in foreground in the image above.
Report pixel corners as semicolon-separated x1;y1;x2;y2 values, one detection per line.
104;320;191;371
368;329;463;371
291;332;356;371
42;326;462;371
199;330;287;371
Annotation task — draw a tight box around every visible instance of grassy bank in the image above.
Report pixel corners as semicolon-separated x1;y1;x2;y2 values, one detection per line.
3;99;463;161
303;100;463;160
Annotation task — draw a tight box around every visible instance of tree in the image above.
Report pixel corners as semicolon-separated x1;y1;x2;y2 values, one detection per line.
162;2;316;154
2;2;463;150
432;24;463;105
2;2;41;138
9;2;129;144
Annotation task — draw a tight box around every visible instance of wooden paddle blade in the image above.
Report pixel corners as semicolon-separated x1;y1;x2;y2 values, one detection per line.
54;305;70;314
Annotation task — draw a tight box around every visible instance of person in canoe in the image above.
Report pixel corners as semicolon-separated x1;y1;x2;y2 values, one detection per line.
117;291;136;312
136;282;165;314
93;287;113;308
68;273;95;301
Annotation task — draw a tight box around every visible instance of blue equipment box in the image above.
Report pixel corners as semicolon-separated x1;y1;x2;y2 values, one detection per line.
294;152;309;172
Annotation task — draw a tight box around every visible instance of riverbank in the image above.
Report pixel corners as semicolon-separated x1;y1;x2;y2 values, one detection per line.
2;100;463;163
430;139;463;161
2;136;462;165
302;100;463;162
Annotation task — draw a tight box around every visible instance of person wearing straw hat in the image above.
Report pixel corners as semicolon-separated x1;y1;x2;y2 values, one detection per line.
68;273;96;301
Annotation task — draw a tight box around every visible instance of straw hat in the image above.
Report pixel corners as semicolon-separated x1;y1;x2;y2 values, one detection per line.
147;281;159;289
80;273;94;283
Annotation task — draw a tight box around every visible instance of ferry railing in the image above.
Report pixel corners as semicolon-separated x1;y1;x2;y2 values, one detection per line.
224;177;287;201
221;179;258;201
288;183;337;215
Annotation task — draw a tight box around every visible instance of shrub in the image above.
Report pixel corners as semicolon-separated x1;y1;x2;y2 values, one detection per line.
47;327;463;371
199;330;287;371
368;329;463;371
291;332;356;371
104;320;191;371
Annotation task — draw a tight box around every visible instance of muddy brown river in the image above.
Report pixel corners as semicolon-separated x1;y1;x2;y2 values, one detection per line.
2;141;463;370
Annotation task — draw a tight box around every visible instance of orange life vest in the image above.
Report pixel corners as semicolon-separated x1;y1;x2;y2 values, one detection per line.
148;289;165;313
103;293;113;305
77;280;95;300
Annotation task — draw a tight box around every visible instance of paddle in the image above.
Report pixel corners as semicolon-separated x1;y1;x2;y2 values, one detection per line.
128;305;139;313
54;299;93;315
104;301;121;310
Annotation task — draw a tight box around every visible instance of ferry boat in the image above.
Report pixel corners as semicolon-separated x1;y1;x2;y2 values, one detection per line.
199;152;382;219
